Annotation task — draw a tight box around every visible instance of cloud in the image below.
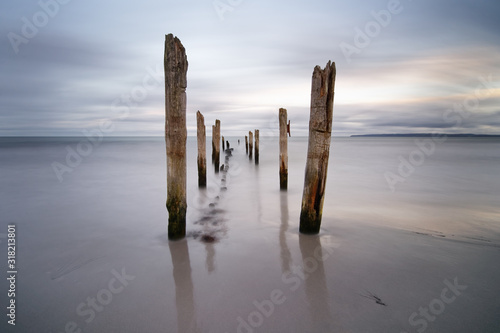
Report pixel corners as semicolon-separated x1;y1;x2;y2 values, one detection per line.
1;0;499;136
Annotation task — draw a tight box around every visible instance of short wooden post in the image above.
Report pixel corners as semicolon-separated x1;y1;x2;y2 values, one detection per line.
299;61;336;234
164;34;188;240
279;108;288;190
222;136;225;151
245;136;248;154
196;111;206;188
248;131;253;160
213;120;220;173
254;129;259;164
211;125;215;163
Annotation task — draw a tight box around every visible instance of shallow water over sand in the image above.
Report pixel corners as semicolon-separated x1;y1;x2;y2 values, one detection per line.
1;136;499;332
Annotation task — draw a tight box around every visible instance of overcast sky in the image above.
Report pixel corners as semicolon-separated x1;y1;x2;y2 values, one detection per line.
1;0;499;136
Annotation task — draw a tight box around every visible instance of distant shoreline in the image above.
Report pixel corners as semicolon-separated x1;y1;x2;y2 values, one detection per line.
350;133;500;137
1;134;499;139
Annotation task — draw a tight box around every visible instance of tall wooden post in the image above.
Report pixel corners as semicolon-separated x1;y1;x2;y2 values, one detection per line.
279;108;288;190
197;111;206;188
248;131;253;160
212;120;220;173
222;136;225;151
245;136;248;154
299;61;336;234
164;34;188;240
254;129;259;164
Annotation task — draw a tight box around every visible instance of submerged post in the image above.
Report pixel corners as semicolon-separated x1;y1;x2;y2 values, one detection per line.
245;136;248;154
248;131;253;160
279;108;288;190
255;129;259;164
197;111;206;188
213;120;221;173
299;61;336;234
222;136;225;151
164;34;188;240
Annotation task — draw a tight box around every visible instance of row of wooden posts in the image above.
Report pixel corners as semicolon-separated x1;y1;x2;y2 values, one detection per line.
196;110;287;187
165;34;336;240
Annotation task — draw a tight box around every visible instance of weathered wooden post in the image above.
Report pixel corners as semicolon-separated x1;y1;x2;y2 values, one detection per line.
164;34;188;240
245;136;248;154
248;131;253;160
222;136;225;151
197;111;206;188
299;61;336;234
279;108;288;190
211;125;215;163
212;120;220;173
287;120;291;137
254;129;259;164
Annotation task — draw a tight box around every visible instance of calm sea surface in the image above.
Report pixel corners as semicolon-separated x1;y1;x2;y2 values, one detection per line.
3;136;497;237
1;136;499;332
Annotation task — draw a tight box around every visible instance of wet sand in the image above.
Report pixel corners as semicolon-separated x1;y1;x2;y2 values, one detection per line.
1;137;499;332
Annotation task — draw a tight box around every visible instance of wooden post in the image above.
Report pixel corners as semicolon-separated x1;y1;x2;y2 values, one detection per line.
245;136;248;154
211;125;215;163
197;111;206;188
299;61;336;234
287;120;291;137
279;108;288;190
212;120;220;173
222;136;225;151
254;129;259;164
164;34;188;240
248;131;253;160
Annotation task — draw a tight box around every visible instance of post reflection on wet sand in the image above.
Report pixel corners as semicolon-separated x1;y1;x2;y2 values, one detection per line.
168;239;198;333
191;148;235;274
190;187;220;273
205;241;215;273
279;191;292;274
279;190;335;331
298;233;333;331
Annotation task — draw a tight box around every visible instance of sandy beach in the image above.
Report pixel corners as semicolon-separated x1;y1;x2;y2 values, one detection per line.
1;136;499;332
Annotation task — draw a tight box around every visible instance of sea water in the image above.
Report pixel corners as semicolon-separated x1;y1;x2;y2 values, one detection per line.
1;136;499;332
